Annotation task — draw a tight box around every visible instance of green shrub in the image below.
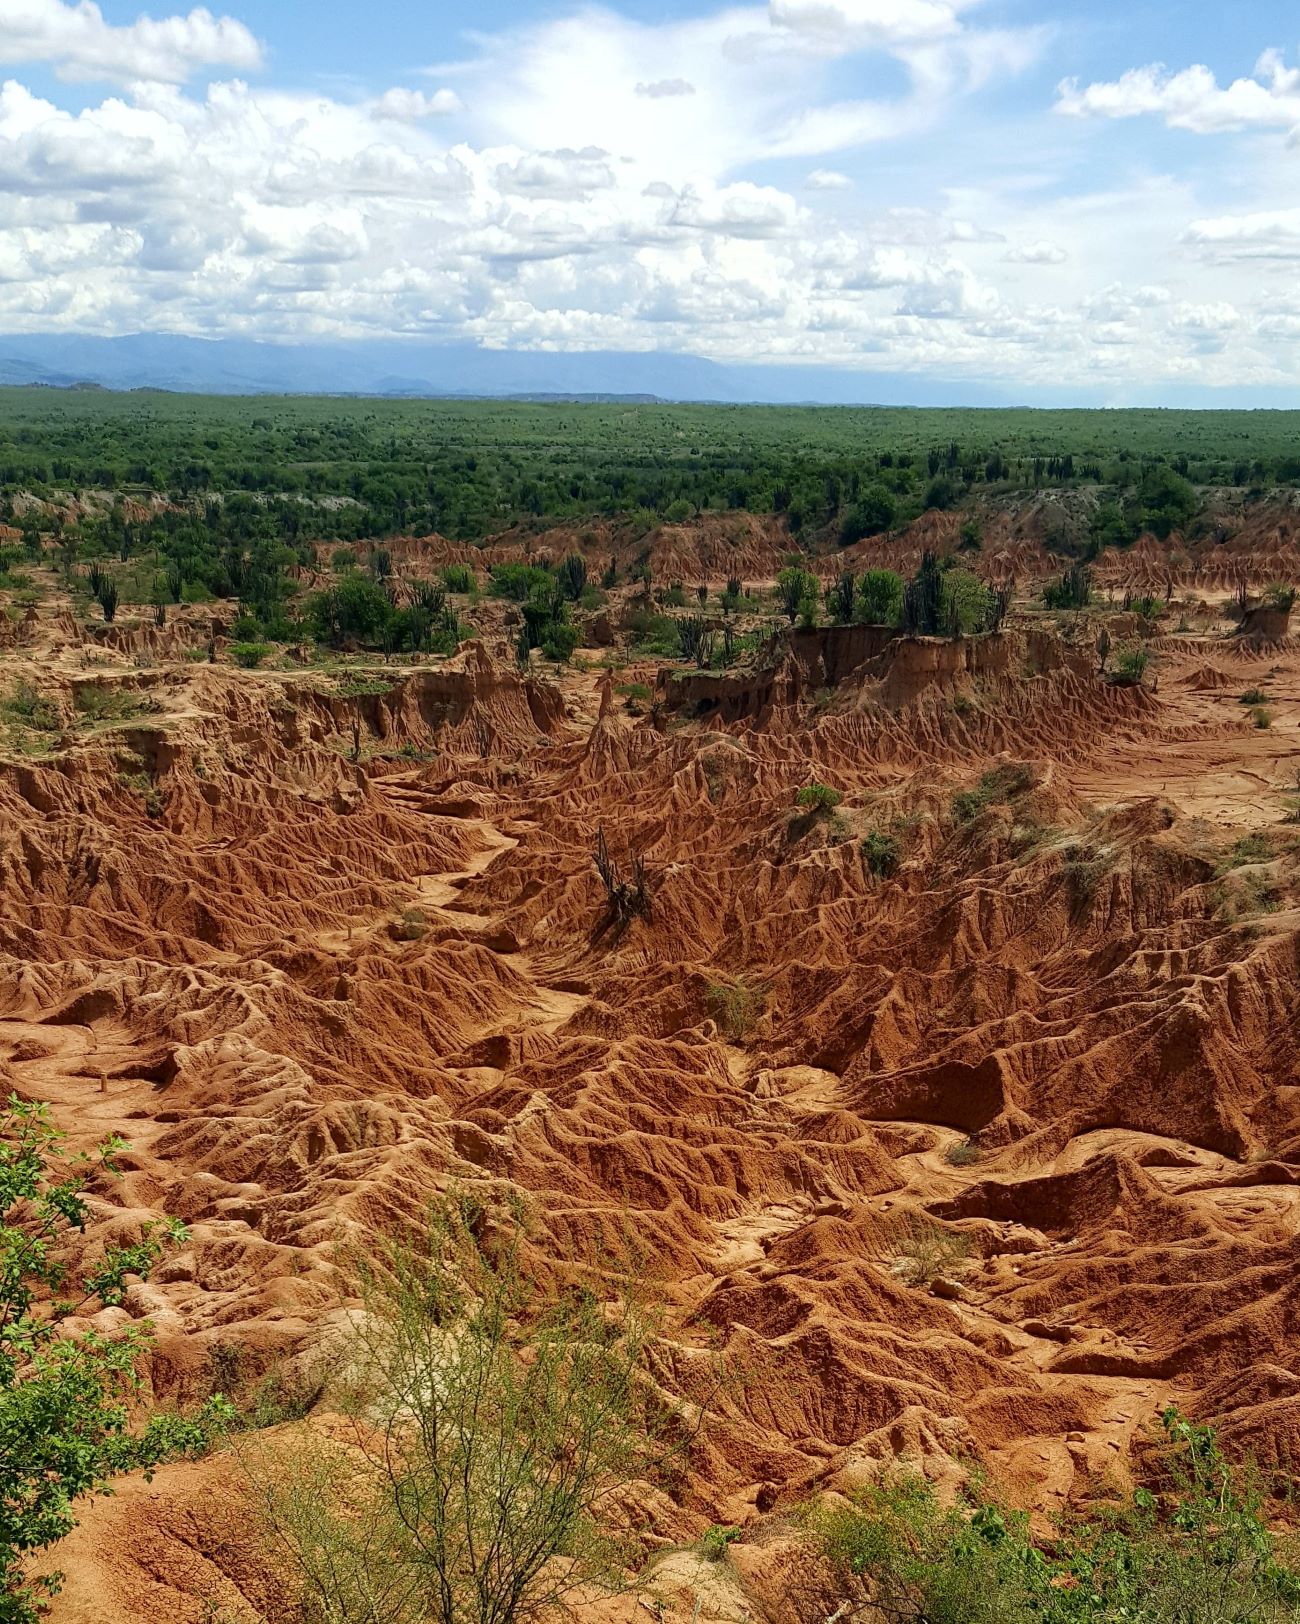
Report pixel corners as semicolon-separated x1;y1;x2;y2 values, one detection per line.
698;1524;742;1562
941;568;993;634
540;623;582;663
0;1098;232;1621
1221;833;1273;870
946;1139;982;1167
230;642;271;669
73;686;143;723
860;830;901;877
806;1409;1300;1624
888;1212;971;1286
1240;688;1267;705
796;783;842;814
3;681;61;733
951;764;1033;823
1110;646;1150;687
1251;705;1273;729
856;568;904;627
839;487;896;544
440;564;475;594
1043;564;1092;611
1263;582;1296;611
489;562;553;602
706;977;766;1042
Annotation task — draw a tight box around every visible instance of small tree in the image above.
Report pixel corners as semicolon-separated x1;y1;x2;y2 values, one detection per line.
857;569;904;627
95;579;119;624
255;1199;700;1624
0;1097;223;1621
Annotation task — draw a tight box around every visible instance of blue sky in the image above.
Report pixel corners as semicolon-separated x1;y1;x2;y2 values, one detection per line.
5;0;1300;399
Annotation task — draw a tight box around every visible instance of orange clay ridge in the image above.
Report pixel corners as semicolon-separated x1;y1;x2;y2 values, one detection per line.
5;513;1300;1621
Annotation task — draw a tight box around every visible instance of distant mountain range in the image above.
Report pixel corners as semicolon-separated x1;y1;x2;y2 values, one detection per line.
0;332;1057;406
0;332;1294;408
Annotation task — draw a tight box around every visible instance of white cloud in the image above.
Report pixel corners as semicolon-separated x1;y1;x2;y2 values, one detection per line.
0;0;261;85
1056;48;1300;136
373;87;462;121
1;0;1295;394
767;0;968;50
805;167;851;189
1184;207;1300;259
1004;239;1067;263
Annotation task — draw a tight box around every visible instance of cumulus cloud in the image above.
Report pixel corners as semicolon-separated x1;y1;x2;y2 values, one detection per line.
373;87;462;121
1056;48;1300;136
805;167;851;189
0;0;262;84
1184;207;1300;259
0;0;1292;393
1004;239;1067;264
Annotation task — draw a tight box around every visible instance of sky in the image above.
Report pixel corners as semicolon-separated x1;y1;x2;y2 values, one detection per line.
4;0;1300;398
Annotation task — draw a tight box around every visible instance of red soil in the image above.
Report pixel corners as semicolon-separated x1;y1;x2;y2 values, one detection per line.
2;553;1299;1621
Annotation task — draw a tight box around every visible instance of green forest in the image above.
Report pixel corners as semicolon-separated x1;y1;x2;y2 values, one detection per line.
3;389;1300;547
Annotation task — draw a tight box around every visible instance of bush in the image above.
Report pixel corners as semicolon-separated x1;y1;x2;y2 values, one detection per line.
951;764;1034;823
440;563;475;594
557;554;588;602
664;498;694;523
540;622;582;663
489;562;553;602
0;1098;231;1621
1240;688;1267;705
941;568;993;635
307;572;394;647
249;1201;698;1624
796;783;842;814
706;977;766;1041
839;487;896;544
1043;564;1092;611
698;1525;742;1562
923;472;962;511
73;686;143;723
857;568;904;626
1251;705;1273;729
805;1409;1300;1624
1263;582;1296;611
3;681;61;733
1110;646;1151;687
1135;463;1197;539
888;1212;971;1286
860;830;900;877
230;641;271;669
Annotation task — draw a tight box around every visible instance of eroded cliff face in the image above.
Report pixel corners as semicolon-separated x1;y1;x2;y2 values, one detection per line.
3;608;1300;1623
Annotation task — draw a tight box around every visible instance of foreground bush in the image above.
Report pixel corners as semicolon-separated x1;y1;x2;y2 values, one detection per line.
807;1408;1300;1623
252;1198;707;1624
1;1098;230;1621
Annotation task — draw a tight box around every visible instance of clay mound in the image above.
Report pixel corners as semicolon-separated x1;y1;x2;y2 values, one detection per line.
1182;663;1235;690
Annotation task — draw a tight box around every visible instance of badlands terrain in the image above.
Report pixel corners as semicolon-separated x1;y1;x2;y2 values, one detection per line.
3;515;1300;1620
